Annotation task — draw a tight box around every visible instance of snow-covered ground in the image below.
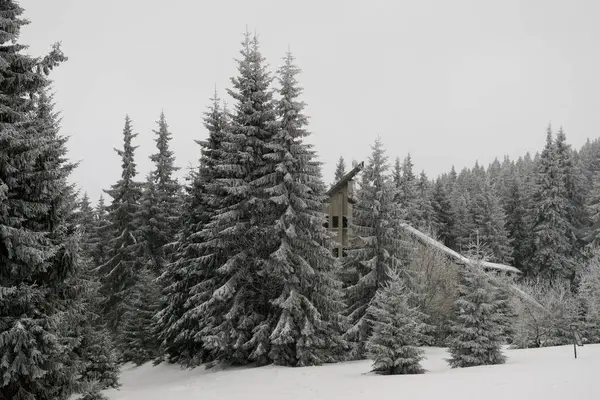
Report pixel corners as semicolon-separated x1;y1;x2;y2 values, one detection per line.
104;345;598;400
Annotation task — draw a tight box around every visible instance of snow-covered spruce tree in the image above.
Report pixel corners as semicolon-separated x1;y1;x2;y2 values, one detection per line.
77;192;96;253
154;91;229;366
555;128;586;256
198;32;281;366
113;174;162;365
39;90;120;399
585;174;600;247
431;177;457;249
415;171;435;230
97;115;144;334
262;51;348;366
529;127;576;281
447;263;507;368
72;191;120;396
452;190;474;253
126;113;181;360
139;111;181;275
334;156;346;183
0;8;92;396
89;194;111;268
397;154;421;227
366;270;428;375
343;137;406;358
470;179;513;264
504;172;532;272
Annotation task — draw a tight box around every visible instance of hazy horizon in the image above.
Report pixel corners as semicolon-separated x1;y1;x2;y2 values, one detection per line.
20;0;600;203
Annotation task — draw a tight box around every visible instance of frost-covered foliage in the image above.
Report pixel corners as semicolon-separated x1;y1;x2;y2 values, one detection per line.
97;116;144;334
343;137;406;358
577;253;600;343
447;264;507;368
366;271;428;375
405;235;460;345
510;278;579;348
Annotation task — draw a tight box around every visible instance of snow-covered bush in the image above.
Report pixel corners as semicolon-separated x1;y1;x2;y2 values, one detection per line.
576;253;600;343
511;278;578;348
405;235;460;346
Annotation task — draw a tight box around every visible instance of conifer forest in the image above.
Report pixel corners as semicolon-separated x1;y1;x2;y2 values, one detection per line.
2;1;600;399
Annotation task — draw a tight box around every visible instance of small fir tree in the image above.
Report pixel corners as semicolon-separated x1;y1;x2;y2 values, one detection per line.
366;271;428;375
447;264;507;368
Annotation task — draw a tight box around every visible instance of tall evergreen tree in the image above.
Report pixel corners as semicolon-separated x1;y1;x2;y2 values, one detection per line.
154;92;228;366
504;173;531;272
0;5;97;396
334;156;346;183
470;180;512;263
530;127;575;281
431;178;456;249
398;154;420;226
97;115;144;333
555;128;585;258
343;137;404;357
261;51;348;366
139;112;181;274
72;192;120;399
199;32;281;365
415;171;435;230
89;194;110;268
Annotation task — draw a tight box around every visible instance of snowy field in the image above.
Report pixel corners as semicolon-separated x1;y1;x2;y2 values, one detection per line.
104;345;599;400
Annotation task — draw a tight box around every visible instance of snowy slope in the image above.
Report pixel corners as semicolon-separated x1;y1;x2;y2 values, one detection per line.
104;345;598;400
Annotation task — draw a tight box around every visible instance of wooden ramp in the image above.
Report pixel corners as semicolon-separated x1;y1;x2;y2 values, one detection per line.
399;222;545;310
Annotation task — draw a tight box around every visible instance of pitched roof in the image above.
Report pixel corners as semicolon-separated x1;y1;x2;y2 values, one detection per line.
326;161;364;197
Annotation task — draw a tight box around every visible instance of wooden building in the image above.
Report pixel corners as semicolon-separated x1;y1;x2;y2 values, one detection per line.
324;161;364;258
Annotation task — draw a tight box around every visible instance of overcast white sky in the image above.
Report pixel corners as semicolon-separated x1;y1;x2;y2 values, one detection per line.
20;0;600;202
